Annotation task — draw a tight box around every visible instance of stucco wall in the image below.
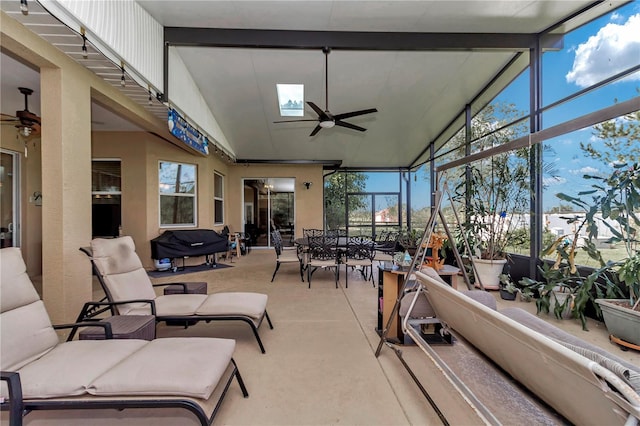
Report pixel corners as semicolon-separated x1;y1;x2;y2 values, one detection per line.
92;131;230;267
226;164;324;240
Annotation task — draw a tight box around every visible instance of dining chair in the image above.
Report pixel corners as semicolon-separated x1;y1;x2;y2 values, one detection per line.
344;236;376;288
306;235;339;288
303;228;324;238
270;230;304;282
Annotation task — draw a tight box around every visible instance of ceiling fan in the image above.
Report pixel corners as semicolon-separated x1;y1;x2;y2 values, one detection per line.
1;87;41;137
274;47;378;137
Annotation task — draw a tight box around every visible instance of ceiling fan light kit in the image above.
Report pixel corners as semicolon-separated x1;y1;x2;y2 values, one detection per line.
274;47;377;136
1;87;41;139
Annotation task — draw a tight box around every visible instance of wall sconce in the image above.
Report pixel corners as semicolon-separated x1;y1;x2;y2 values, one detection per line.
302;182;312;190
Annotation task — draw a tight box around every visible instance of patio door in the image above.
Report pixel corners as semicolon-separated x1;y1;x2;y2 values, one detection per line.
346;192;399;237
243;178;295;247
0;150;20;248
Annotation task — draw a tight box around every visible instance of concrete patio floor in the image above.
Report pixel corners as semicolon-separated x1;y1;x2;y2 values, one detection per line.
12;249;640;425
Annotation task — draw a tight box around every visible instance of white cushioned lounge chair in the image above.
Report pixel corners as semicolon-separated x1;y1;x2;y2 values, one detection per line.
86;236;273;353
0;247;248;426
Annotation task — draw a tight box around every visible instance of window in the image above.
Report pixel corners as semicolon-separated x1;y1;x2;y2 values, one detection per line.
92;159;121;237
214;171;224;225
159;161;197;226
276;84;304;116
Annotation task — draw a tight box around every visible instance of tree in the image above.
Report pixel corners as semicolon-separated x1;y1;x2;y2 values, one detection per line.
580;110;640;165
324;172;367;230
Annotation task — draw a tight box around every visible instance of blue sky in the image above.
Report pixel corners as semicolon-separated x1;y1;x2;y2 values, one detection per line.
345;3;640;213
520;3;639;208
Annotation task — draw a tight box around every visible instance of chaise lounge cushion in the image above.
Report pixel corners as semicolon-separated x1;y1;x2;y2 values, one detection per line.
88;337;235;399
1;248;59;372
127;294;209;316
196;292;268;320
15;340;147;398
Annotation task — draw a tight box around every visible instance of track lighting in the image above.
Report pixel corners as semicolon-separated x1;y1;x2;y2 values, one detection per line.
81;27;88;58
120;61;126;87
20;0;28;15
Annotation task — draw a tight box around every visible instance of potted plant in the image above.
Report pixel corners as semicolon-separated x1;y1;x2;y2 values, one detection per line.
519;214;624;329
556;163;639;341
498;273;517;300
398;228;424;257
454;149;530;289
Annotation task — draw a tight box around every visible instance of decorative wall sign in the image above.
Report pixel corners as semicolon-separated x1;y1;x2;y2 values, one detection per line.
167;108;209;155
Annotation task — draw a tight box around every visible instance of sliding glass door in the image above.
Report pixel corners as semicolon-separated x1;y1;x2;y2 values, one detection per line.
243;178;295;247
0;150;20;248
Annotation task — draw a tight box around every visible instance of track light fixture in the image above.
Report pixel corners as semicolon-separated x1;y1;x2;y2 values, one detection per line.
80;27;88;58
120;61;126;87
20;0;28;15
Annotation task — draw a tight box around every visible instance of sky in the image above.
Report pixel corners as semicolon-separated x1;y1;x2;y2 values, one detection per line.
504;3;640;209
336;3;640;215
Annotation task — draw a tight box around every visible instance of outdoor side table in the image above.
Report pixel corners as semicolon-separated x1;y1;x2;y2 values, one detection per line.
163;281;207;295
79;315;156;340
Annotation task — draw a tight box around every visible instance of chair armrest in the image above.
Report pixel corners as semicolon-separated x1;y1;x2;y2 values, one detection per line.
152;282;190;291
54;321;113;341
75;300;156;322
1;371;24;426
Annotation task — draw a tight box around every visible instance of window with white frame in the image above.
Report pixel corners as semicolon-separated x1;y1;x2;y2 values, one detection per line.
214;171;224;225
159;161;197;226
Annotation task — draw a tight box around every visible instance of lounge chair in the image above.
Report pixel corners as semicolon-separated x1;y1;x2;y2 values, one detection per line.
86;236;273;353
0;247;248;426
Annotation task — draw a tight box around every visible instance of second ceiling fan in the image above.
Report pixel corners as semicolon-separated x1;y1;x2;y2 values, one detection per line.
274;47;378;137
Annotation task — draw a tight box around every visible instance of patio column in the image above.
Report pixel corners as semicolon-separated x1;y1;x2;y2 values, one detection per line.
40;67;92;324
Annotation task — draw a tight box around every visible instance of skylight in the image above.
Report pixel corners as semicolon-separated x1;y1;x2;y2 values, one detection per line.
277;84;304;117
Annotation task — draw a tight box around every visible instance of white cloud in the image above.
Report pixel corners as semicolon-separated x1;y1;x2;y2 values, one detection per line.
566;13;640;88
543;176;567;186
569;166;599;175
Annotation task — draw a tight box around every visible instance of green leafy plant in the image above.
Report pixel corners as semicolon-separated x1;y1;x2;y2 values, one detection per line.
557;162;640;312
453;150;530;260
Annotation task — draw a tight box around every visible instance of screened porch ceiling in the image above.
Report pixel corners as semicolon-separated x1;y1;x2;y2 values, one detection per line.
1;1;627;168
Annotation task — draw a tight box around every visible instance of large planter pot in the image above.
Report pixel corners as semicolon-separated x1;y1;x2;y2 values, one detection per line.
595;299;640;346
549;290;573;320
473;258;507;290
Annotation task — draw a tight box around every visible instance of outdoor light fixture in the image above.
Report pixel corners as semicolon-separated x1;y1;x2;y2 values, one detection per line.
20;0;28;15
303;182;313;190
80;27;88;58
120;61;126;87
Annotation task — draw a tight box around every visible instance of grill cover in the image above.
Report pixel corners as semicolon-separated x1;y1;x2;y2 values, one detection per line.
150;229;229;259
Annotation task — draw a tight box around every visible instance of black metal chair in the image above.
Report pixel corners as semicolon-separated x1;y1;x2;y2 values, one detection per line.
303;228;324;238
306;235;339;288
344;236;376;288
270;230;304;282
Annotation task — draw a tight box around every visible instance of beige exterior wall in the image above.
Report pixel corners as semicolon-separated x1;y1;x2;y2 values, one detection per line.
226;164;324;239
